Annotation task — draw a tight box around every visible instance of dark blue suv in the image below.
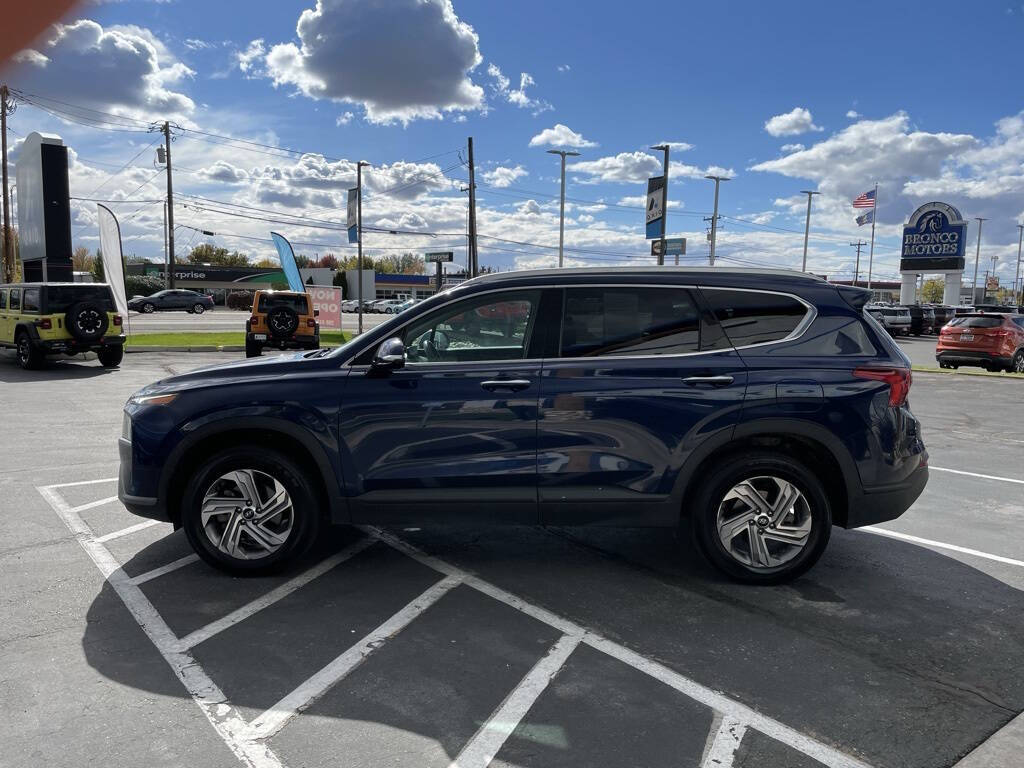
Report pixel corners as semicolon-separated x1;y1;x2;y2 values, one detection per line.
119;268;927;584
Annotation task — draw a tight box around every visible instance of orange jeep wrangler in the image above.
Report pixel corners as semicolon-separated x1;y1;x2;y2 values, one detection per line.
245;290;319;357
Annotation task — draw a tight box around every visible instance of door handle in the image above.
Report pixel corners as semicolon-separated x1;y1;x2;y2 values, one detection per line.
481;379;531;392
682;375;734;387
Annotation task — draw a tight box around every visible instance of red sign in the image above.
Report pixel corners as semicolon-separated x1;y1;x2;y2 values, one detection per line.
308;286;342;330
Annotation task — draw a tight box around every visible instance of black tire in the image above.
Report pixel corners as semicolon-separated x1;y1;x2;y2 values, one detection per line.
15;331;45;370
180;447;322;575
1011;350;1024;374
65;301;109;342
141;302;156;314
689;451;832;585
245;340;263;358
192;303;206;314
266;306;299;339
97;345;124;368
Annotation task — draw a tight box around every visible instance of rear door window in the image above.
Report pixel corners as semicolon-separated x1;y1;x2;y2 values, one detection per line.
0;290;6;310
22;288;41;313
701;289;808;347
560;287;701;357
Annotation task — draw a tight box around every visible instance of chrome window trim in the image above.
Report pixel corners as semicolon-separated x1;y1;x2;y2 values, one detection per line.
345;282;816;366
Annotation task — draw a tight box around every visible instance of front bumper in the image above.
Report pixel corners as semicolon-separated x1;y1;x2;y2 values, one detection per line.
118;437;170;522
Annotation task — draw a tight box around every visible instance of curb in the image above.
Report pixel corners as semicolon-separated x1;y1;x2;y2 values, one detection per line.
911;365;1022;380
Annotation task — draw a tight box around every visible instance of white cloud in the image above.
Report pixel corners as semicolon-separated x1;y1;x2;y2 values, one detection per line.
764;107;822;137
482;164;528;188
528;123;598;148
846;110;861;119
780;143;804;153
9;19;195;119
569;151;734;184
517;199;542;215
557;64;570;73
336;111;354;126
184;38;214;51
236;39;265;74
487;64;552;115
653;141;694;151
255;0;484;125
198;161;249;184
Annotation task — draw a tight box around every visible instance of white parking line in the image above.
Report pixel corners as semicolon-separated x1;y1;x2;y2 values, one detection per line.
930;466;1024;485
451;633;583;768
246;574;462;741
701;715;747;768
368;527;873;768
94;519;164;543
861;527;1024;568
50;476;118;488
70;495;120;513
175;537;377;652
38;484;286;768
129;554;200;586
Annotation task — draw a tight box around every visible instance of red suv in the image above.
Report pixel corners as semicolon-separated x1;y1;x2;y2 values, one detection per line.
936;313;1024;373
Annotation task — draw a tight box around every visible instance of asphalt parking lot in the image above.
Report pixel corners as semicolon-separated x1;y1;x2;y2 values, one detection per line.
1;350;1023;768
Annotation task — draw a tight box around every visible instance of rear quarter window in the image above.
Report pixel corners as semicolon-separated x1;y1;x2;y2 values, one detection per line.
22;288;41;313
775;315;879;357
701;289;808;347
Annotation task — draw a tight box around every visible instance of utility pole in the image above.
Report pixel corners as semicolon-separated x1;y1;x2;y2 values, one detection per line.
1015;224;1023;306
467;137;478;277
1;84;14;284
161;121;176;288
546;149;580;268
162;201;169;288
651;145;669;266
356;160;369;335
850;241;867;286
971;217;986;306
705;175;730;266
800;190;819;273
981;270;990;303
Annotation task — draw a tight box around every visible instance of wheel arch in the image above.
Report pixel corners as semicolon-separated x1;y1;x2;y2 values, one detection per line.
161;416;347;526
677;420;856;527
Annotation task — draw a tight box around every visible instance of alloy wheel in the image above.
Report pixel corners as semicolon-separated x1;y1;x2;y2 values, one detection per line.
1015;353;1024;373
200;469;295;560
716;476;812;570
17;336;29;365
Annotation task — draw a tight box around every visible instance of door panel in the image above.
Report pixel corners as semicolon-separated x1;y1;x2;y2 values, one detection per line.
338;288;546;525
537;286;747;527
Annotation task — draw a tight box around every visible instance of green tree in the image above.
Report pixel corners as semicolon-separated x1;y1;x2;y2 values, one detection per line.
91;248;105;282
922;278;944;303
333;269;347;298
188;243;250;267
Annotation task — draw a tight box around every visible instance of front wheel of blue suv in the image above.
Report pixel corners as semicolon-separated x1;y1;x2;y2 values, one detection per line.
690;451;832;585
181;446;322;574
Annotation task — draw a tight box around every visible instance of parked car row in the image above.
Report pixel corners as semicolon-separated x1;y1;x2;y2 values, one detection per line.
342;297;423;314
866;304;958;336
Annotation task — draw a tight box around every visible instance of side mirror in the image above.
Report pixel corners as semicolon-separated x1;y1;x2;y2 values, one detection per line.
370;337;405;374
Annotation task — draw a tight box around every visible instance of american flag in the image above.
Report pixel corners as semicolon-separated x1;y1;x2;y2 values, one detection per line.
852;189;876;208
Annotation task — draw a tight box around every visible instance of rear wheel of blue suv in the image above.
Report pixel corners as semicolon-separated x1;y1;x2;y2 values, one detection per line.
119;268;928;584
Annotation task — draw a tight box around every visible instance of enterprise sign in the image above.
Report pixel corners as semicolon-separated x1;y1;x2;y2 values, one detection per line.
900;202;967;272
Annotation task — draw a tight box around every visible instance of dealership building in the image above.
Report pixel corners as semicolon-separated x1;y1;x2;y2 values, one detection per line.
126;263;441;303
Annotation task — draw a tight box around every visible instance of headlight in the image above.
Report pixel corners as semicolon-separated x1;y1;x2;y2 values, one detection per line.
128;392;178;406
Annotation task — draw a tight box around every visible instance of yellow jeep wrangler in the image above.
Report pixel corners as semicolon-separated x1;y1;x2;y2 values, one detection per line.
0;282;126;369
245;290;319;357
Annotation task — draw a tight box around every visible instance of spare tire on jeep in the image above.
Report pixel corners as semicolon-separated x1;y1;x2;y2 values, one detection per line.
66;301;109;342
266;305;299;338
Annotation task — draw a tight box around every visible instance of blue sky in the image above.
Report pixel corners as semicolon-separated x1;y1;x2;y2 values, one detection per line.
3;0;1023;284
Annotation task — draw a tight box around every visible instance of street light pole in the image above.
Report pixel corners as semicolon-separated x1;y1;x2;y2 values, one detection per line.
357;160;369;335
705;175;730;266
800;190;819;273
972;217;986;306
1015;224;1023;306
546;149;580;268
650;145;670;266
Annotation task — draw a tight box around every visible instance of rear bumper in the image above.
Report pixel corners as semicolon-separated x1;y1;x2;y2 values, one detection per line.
38;334;126;355
936;349;1011;366
843;461;928;528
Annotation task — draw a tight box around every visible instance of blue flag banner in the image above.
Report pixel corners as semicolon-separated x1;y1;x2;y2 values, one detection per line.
270;231;306;292
645;175;665;239
347;188;359;244
856;210;874;226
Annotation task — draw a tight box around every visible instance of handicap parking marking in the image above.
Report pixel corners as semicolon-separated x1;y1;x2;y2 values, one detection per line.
41;475;962;768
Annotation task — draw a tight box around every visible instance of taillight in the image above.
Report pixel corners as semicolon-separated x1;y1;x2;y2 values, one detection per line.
854;366;912;407
306;318;316;328
249;315;259;326
37;318;52;330
112;315;123;327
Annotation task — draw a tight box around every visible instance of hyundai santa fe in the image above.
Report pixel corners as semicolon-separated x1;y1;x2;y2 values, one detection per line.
118;268;928;584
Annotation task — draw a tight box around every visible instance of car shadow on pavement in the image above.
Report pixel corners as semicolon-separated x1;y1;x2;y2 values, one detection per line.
81;525;1024;768
0;352;116;382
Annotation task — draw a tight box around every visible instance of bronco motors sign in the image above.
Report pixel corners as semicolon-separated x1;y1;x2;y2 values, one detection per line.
900;202;967;272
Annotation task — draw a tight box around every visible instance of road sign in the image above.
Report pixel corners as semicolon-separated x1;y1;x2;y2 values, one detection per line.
651;237;686;257
425;251;454;263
